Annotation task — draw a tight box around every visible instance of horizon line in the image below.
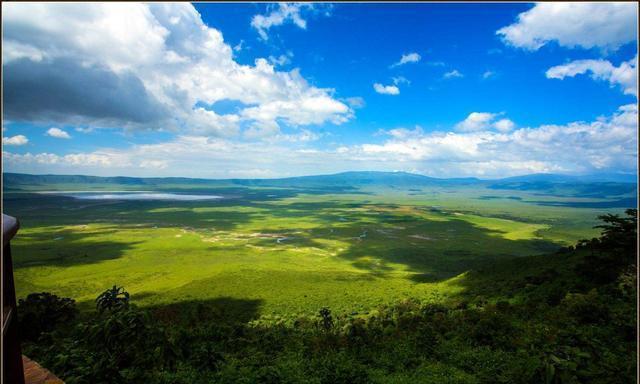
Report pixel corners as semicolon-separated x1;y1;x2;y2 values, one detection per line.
3;170;638;183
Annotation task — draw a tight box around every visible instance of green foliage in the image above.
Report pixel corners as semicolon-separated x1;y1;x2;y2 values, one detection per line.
7;182;636;383
45;307;172;384
562;290;610;324
594;208;637;254
22;270;636;384
9;178;624;315
576;209;637;283
95;285;130;313
17;292;76;341
318;307;334;332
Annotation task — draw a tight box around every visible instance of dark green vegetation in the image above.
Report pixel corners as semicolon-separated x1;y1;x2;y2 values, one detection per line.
16;210;637;383
3;172;637;382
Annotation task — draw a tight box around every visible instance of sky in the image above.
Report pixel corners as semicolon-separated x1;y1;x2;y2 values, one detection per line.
2;2;638;179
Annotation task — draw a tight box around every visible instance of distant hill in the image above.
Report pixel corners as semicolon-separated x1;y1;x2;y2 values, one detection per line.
3;171;637;196
232;171;480;188
494;173;637;183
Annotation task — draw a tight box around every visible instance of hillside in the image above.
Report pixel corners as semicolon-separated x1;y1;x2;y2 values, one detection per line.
16;210;638;383
4;171;637;195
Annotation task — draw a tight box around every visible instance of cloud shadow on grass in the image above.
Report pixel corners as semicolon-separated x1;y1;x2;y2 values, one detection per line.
334;214;561;283
147;297;264;326
12;227;142;268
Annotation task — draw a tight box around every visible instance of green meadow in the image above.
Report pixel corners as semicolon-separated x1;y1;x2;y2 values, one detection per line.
4;173;632;318
4;172;637;383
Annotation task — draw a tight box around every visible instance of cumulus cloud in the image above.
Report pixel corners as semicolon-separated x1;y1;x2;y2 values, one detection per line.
546;55;638;97
391;52;421;68
5;105;635;178
493;119;515;132
46;127;71;139
356;104;637;176
2;3;351;137
456;112;496;131
3;135;28;146
373;83;400;95
250;3;329;40
497;2;638;51
455;112;515;132
3;58;168;126
443;70;463;79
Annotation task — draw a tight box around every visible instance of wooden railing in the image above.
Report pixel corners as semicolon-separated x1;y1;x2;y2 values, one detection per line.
2;214;26;384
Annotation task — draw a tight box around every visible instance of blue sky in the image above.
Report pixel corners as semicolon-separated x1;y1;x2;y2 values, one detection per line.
2;2;638;178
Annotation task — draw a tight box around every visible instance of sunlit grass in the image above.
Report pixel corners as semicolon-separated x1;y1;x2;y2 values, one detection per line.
6;183;623;317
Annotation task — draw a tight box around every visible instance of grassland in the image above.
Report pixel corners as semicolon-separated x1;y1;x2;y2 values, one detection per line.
3;173;634;318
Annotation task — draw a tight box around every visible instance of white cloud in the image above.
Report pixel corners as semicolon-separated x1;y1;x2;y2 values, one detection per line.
373;83;400;95
391;52;421;68
443;70;463;79
139;159;169;169
250;3;328;40
385;126;424;140
455;113;515;132
2;135;28;146
268;51;293;67
46;127;71;139
546;55;638;97
354;104;637;176
5;105;635;178
493;118;515;132
345;97;365;109
455;112;496;131
2;3;351;138
4;151;123;167
75;127;94;133
392;76;410;85
497;2;638;51
482;70;496;79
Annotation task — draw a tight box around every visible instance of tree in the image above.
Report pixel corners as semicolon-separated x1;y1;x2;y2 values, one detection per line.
594;208;637;257
576;209;637;283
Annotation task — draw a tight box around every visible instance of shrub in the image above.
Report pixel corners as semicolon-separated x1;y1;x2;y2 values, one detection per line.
17;292;76;341
318;307;334;331
95;285;130;313
311;353;370;384
50;307;172;384
468;311;518;350
562;290;609;324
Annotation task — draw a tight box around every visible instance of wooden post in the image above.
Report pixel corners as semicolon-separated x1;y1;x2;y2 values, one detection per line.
2;214;25;384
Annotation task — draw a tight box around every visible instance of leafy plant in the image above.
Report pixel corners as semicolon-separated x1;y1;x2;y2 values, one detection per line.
95;285;130;313
318;307;334;331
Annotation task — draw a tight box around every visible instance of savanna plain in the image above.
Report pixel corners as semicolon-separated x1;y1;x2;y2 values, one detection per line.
3;172;637;383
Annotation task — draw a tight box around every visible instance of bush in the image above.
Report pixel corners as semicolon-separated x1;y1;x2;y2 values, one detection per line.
562;290;609;324
17;292;76;341
47;306;173;384
311;353;370;384
467;311;518;350
318;307;334;331
95;285;130;313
